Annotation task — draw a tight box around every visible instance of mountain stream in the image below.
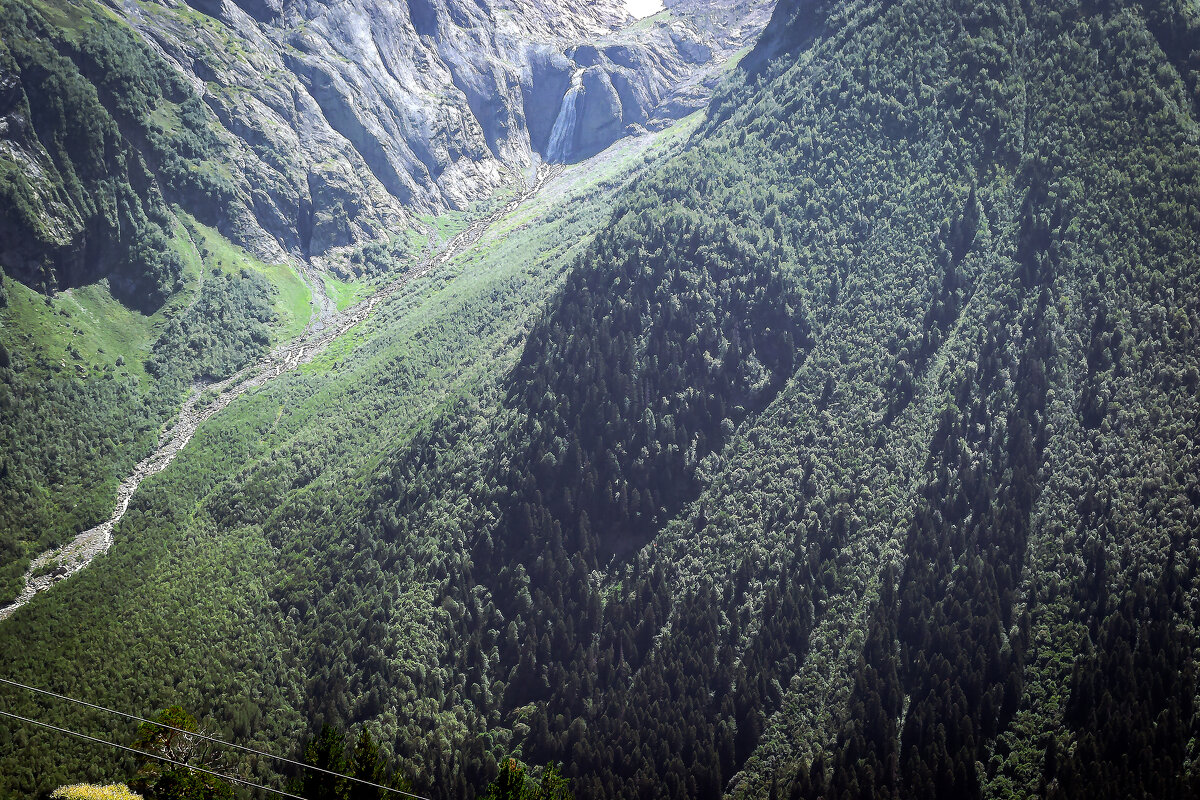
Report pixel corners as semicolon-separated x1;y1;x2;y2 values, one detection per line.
0;167;559;622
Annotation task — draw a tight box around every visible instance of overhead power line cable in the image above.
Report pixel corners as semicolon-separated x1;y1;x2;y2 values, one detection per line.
0;678;431;800
0;709;305;800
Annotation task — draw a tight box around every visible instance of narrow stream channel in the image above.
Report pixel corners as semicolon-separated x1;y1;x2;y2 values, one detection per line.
0;167;558;622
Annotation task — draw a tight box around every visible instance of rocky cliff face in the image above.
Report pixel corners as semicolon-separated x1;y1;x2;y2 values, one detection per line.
135;0;774;245
0;0;772;294
528;0;776;162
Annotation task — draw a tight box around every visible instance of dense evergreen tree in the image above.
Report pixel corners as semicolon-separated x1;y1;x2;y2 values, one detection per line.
130;708;234;800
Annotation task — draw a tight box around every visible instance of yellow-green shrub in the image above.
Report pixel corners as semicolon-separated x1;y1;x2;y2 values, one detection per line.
50;784;143;800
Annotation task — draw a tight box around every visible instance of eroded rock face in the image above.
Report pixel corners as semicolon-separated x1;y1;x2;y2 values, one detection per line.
527;1;777;163
1;0;771;284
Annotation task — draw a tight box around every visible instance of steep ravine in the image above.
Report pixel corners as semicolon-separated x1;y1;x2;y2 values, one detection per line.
0;166;560;623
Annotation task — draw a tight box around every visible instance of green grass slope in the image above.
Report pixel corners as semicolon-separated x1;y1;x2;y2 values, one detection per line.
0;0;319;604
0;210;310;605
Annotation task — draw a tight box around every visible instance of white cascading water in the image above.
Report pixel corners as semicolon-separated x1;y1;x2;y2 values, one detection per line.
546;69;585;163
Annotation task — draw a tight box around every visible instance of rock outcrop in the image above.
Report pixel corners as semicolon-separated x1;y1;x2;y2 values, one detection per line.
532;0;776;161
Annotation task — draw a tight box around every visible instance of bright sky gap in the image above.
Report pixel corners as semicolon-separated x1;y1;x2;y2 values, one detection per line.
626;0;665;19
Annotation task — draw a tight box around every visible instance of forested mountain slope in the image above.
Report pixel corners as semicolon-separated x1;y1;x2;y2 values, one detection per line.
2;0;1200;798
0;0;766;613
0;0;768;608
0;120;704;797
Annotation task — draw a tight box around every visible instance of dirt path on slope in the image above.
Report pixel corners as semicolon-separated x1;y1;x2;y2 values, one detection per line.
0;166;559;623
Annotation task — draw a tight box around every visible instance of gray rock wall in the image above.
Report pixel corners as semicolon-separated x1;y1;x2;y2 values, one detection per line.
8;0;773;277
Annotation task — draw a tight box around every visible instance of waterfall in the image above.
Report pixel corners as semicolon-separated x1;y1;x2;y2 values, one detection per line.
546;69;585;163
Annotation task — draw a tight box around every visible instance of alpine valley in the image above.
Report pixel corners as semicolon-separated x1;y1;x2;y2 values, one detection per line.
0;0;1198;798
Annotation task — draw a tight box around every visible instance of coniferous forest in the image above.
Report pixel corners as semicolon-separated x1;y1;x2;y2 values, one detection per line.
1;0;1199;798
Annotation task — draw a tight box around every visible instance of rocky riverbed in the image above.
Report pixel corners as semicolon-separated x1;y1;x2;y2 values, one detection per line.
0;167;559;623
